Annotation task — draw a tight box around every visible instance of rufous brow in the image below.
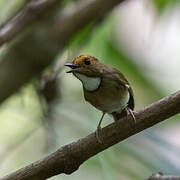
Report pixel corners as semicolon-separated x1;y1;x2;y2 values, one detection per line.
73;55;90;65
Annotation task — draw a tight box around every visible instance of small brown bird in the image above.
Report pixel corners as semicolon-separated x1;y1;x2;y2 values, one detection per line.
65;55;135;143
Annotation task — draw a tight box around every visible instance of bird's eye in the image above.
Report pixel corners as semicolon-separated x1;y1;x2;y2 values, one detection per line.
84;58;91;65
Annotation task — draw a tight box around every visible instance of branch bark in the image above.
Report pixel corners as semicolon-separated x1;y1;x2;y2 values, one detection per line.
1;91;180;180
147;172;180;180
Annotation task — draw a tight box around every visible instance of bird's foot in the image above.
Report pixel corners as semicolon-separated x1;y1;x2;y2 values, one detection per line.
125;107;136;123
95;127;103;144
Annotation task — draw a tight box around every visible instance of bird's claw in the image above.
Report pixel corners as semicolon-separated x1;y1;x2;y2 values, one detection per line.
95;127;103;144
126;107;136;123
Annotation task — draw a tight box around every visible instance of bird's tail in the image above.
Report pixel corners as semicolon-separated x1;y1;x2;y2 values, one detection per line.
111;109;127;122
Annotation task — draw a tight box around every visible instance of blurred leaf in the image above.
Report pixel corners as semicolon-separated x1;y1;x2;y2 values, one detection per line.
98;152;115;180
144;129;180;173
119;143;158;172
153;0;169;13
152;0;179;14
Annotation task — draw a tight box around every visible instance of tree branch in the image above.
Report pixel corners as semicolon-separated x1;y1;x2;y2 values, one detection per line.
147;172;180;180
0;0;61;46
1;91;180;180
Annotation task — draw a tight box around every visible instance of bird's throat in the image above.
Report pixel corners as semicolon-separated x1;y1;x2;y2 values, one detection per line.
74;73;101;92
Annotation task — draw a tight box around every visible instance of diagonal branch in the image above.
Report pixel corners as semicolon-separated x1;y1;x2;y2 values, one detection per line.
1;91;180;180
0;0;62;46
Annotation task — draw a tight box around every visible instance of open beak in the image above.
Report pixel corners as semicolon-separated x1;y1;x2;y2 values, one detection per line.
64;63;81;73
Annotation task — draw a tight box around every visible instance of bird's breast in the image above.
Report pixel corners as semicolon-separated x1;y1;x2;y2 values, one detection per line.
73;73;101;92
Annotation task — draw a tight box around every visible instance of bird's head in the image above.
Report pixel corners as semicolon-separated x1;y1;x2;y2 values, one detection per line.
65;55;103;77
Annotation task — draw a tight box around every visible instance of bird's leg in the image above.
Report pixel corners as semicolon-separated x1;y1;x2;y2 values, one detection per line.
125;107;136;123
95;112;106;144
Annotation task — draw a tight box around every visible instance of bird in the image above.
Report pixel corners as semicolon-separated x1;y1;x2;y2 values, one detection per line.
65;55;135;143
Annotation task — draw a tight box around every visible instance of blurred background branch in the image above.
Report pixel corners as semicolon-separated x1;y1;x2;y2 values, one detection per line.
147;172;180;180
1;91;180;180
0;0;62;46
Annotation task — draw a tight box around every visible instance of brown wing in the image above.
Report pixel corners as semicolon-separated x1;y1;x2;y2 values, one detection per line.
102;66;135;110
